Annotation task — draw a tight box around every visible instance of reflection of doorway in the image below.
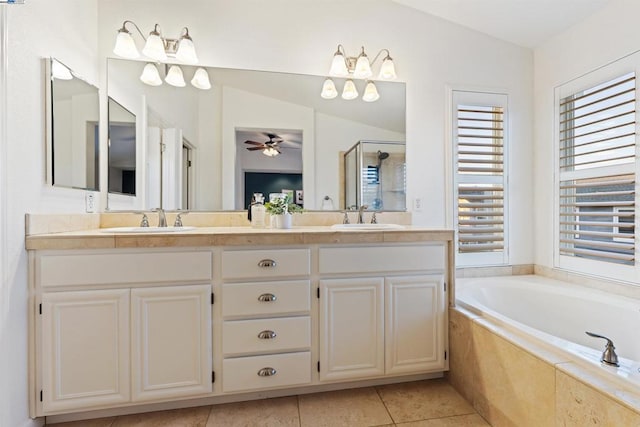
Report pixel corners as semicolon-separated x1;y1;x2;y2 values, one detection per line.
235;128;303;210
182;142;194;210
244;172;302;210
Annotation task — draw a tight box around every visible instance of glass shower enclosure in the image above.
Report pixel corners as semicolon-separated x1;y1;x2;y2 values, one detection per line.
343;140;406;211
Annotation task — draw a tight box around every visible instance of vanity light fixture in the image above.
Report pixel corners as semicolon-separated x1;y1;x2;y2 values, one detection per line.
191;67;212;90
139;63;163;86
165;65;186;87
113;20;199;64
138;63;212;90
323;44;396;102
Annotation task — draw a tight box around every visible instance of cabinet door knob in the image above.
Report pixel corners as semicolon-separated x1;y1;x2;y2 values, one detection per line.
257;293;277;302
257;330;277;340
257;367;277;377
258;259;277;268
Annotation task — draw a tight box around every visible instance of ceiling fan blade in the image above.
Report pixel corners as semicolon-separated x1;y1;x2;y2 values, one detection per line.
247;146;264;151
244;140;264;146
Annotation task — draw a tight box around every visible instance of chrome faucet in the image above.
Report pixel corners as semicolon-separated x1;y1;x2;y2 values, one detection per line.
586;331;619;367
154;208;167;227
358;205;369;224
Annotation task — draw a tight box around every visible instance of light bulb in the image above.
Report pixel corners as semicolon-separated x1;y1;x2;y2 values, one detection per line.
140;63;162;86
379;56;397;80
341;79;359;100
263;147;279;157
191;67;211;90
353;52;372;79
362;81;380;102
176;33;198;64
165;65;186;87
113;28;139;59
142;26;167;61
329;52;349;77
320;78;338;99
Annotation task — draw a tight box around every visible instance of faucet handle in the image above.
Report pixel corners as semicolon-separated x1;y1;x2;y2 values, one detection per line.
586;331;619;366
371;212;378;224
343;211;350;224
140;214;149;227
174;213;183;227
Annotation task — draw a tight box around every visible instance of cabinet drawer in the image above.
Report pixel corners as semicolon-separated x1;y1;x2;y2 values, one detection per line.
222;352;311;393
221;249;310;280
319;244;445;275
37;251;212;287
223;316;310;356
222;280;310;318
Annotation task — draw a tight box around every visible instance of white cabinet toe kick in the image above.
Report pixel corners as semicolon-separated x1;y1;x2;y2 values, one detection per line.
29;239;452;419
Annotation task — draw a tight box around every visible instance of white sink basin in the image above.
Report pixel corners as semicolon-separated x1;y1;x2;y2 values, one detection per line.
100;226;196;233
330;223;405;231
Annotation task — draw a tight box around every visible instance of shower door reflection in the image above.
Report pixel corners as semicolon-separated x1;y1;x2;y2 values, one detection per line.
343;140;406;211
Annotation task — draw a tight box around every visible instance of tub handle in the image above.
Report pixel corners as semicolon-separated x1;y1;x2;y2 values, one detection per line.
585;331;619;367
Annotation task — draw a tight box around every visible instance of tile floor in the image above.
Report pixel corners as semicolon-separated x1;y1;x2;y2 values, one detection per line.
47;379;491;427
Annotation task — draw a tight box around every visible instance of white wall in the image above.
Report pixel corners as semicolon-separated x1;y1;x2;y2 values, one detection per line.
2;2;99;427
533;0;640;269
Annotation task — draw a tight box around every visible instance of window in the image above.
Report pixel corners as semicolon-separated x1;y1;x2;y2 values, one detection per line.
557;72;636;275
453;91;508;266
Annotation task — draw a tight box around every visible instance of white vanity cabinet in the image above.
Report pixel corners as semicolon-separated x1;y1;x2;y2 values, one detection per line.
220;248;312;393
32;249;213;416
318;244;447;382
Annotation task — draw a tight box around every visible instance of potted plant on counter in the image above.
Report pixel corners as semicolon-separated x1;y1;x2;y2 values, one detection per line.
265;194;303;229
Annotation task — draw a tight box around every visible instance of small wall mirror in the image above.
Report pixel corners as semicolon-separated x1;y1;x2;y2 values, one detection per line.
108;97;137;195
46;58;100;191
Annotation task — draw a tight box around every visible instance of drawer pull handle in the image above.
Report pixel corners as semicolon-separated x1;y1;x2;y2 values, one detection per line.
258;259;277;268
257;330;277;340
257;293;277;302
257;367;277;377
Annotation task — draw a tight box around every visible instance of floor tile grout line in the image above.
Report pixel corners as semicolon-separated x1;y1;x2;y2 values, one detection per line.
203;404;214;427
374;385;397;425
296;395;302;427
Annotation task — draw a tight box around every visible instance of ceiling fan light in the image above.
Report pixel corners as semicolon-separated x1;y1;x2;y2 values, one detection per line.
379;56;397;80
329;52;349;77
165;65;186;87
176;31;198;64
320;78;338;99
362;81;380;102
341;79;359;100
142;27;167;61
263;147;279;157
51;59;73;80
191;67;211;90
140;63;163;86
353;52;372;79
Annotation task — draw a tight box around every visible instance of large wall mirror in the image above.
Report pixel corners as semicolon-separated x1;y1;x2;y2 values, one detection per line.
106;58;406;211
46;58;100;191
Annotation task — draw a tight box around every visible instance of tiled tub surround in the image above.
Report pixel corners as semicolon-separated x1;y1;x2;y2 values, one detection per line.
450;275;640;426
26;215;453;424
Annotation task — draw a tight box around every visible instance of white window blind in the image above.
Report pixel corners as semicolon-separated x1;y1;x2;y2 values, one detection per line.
453;91;508;266
558;72;636;266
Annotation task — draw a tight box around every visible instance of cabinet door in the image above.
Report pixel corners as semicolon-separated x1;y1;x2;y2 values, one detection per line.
131;284;212;401
319;278;384;381
385;275;445;375
41;289;130;413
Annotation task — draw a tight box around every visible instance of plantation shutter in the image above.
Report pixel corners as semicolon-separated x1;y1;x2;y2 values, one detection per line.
558;72;636;266
453;91;508;266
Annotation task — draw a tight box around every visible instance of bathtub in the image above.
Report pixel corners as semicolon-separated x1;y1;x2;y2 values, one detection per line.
456;275;640;388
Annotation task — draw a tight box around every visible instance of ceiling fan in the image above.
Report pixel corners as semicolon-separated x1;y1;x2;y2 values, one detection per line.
244;133;283;156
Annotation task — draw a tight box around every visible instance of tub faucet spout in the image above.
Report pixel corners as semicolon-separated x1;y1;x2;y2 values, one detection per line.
586;331;619;367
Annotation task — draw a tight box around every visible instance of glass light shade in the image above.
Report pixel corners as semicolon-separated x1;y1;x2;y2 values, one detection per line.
353;54;372;79
329;53;349;77
341;79;359;100
191;67;211;90
51;60;73;80
142;33;167;61
362;81;380;102
176;37;198;64
113;30;139;59
320;78;338;99
165;65;186;87
140;63;163;86
263;147;279;157
379;57;397;80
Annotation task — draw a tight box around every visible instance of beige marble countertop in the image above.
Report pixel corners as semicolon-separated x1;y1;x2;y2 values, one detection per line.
25;226;454;250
